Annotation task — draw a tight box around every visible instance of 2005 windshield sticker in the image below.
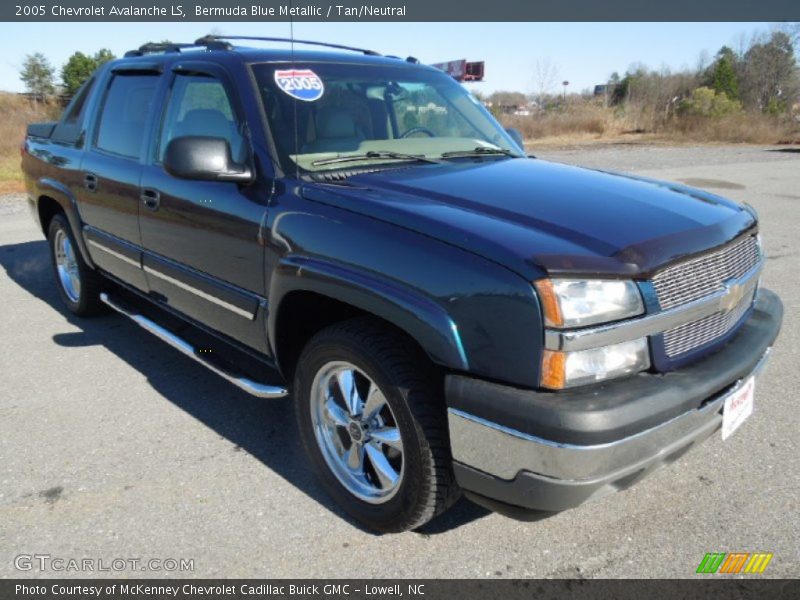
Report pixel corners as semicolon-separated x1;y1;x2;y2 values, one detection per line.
274;69;324;101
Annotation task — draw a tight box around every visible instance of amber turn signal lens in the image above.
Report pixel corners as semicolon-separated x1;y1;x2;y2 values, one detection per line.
540;349;566;390
533;279;564;327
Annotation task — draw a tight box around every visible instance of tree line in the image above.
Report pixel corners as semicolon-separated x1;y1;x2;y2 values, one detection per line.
479;28;799;127
18;26;800;127
607;31;798;122
19;49;117;101
18;40;183;102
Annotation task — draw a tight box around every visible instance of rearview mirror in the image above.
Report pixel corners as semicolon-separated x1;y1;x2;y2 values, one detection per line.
505;128;525;152
163;136;253;184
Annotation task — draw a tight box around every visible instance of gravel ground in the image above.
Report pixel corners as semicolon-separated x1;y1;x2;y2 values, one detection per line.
1;145;798;579
0;193;26;216
534;143;800;171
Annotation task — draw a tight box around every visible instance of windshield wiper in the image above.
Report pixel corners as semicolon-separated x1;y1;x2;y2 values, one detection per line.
440;147;517;159
311;151;442;167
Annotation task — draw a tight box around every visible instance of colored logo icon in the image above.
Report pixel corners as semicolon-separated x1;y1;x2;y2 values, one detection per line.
696;552;773;574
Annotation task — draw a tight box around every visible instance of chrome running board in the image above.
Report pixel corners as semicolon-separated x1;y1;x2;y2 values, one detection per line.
100;293;288;399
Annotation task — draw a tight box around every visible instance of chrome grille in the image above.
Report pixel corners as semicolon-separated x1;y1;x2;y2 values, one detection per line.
652;235;760;310
652;235;761;358
662;287;755;357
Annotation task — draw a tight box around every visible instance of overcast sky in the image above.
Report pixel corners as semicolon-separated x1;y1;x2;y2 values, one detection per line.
0;21;776;95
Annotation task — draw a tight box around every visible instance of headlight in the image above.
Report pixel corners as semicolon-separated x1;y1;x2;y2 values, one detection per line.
534;279;644;328
541;338;650;389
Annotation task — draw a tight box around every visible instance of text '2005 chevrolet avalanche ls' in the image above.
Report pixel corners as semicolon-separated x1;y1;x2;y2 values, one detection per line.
22;37;783;532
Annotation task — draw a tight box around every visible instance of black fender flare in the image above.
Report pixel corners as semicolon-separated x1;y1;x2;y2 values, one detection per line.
36;177;95;269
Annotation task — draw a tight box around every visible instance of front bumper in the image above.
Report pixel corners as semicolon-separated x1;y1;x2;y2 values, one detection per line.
447;288;783;515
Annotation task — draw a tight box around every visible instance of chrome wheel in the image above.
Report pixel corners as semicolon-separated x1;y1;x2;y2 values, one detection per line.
53;228;81;303
310;361;404;504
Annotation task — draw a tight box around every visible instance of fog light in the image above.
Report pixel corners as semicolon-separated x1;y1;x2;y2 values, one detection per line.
541;338;650;389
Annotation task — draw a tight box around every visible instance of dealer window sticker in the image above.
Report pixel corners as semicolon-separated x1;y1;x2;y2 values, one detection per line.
274;69;325;101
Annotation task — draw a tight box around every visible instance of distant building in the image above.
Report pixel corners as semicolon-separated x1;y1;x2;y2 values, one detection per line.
431;60;485;82
593;83;618;106
593;84;617;97
483;101;537;116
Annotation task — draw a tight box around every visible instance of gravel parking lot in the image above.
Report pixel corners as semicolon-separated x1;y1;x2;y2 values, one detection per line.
1;144;798;578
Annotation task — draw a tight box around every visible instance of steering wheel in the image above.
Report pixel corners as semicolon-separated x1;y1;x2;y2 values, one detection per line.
400;127;436;139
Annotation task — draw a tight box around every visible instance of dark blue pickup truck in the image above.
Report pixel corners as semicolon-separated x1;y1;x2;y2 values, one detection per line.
22;37;783;532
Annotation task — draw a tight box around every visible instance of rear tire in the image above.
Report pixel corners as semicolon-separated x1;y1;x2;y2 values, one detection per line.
294;317;460;532
47;214;105;316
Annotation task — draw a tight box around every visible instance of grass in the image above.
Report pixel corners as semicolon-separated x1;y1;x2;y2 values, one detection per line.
0;155;25;194
501;101;800;148
663;113;800;144
0;92;60;193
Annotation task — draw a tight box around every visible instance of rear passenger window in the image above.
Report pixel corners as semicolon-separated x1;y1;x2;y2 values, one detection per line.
64;78;94;124
51;77;96;144
95;74;159;159
158;74;245;162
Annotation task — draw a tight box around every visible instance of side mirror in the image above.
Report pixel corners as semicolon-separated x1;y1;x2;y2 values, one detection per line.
505;127;525;153
163;136;253;184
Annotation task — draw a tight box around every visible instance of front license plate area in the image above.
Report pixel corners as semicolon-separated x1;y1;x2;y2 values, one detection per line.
722;376;755;440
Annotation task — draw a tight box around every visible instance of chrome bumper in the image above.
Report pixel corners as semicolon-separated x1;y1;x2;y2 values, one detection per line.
448;347;772;484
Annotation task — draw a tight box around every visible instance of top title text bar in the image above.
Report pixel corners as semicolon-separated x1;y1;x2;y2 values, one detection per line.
4;0;800;22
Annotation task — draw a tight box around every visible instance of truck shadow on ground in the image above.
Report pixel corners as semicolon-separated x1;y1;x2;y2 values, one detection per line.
0;239;491;535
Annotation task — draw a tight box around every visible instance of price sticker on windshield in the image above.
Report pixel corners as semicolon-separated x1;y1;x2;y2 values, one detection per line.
274;69;324;101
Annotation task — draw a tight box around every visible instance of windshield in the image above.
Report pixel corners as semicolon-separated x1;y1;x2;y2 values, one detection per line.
251;62;523;173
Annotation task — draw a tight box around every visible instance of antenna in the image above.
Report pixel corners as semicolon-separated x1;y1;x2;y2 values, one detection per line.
289;2;299;179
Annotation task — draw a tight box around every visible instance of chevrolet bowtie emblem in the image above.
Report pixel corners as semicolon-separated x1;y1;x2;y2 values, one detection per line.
720;280;747;313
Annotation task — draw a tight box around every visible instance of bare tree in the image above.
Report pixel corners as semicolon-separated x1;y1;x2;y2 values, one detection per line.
775;22;799;49
533;58;560;106
469;88;487;103
489;90;528;107
734;31;750;60
695;49;711;73
617;64;700;130
740;31;797;112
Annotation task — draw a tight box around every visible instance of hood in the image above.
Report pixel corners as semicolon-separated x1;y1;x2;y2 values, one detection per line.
301;158;756;281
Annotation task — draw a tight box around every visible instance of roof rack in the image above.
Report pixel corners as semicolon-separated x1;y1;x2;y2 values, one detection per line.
194;35;381;56
123;40;232;57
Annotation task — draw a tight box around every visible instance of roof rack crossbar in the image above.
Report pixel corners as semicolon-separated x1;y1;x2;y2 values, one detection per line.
124;40;232;57
194;35;381;56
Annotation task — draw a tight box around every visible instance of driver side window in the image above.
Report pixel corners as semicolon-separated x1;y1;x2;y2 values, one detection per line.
158;73;245;163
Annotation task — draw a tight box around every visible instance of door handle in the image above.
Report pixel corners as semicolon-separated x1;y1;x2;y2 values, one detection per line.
140;188;161;211
83;173;97;192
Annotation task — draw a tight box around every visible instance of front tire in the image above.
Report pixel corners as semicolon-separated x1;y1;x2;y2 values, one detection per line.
47;214;105;316
294;317;460;532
